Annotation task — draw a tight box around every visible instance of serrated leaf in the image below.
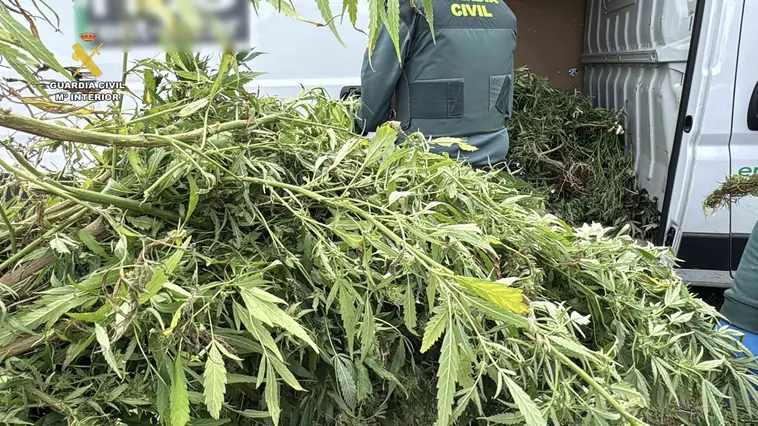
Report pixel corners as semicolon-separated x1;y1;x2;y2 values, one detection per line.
427;275;439;312
178;98;209;117
435;324;457;426
360;302;376;358
264;302;319;353
161;303;186;336
343;0;358;26
234;302;283;361
452;385;477;419
546;335;602;363
339;285;357;353
67;309;107;324
364;357;406;395
238;410;270;419
356;362;372;403
480;412;525;425
0;43;43;96
265;363;281;425
127;149;146;177
268;356;304;391
63;333;96;369
693;357;725;372
431;137;478;152
0;3;71;83
164;239;190;274
383;0;401;60
215;342;243;362
365;124;398;167
77;229;108;258
388;191;412;206
457;357;475;389
186;174;199;223
115;235;128;261
502;375;546;426
404;281;417;331
334;355;357;410
421;308;447;353
366;0;382;59
240;287;319;352
455;276;527;315
95;324;122;379
164;282;192;298
203;343;227;419
127;215;154;230
226;374;258;384
468;297;528;328
171;355;190;426
49;237;70;254
421;0;436;43
247;287;286;305
328;138;360;172
139;269;168;304
314;0;343;47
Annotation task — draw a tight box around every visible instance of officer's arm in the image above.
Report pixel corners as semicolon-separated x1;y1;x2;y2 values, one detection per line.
356;20;414;134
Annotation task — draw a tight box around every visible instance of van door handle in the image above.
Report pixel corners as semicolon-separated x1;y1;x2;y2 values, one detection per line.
748;80;758;131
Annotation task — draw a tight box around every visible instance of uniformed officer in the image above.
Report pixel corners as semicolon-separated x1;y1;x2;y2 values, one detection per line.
355;0;518;169
720;219;758;356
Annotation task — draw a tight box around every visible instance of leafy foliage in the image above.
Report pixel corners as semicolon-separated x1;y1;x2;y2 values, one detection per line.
507;68;660;240
0;52;757;425
704;173;758;212
0;5;757;426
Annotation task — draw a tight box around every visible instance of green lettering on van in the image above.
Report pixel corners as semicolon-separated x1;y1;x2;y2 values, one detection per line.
737;167;757;176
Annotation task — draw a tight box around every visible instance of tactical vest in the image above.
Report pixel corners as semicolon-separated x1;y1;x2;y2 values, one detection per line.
394;0;517;138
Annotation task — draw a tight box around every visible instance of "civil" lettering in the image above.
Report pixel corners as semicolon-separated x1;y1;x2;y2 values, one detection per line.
450;3;494;17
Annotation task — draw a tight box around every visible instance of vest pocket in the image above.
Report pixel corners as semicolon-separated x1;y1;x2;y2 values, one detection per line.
490;74;513;116
409;78;465;119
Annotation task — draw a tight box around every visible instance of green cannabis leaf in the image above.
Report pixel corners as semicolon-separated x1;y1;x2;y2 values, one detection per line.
203;342;228;419
502;374;547;426
421;307;447;353
455;276;528;315
435;322;458;426
171;355;190;426
95;324;122;379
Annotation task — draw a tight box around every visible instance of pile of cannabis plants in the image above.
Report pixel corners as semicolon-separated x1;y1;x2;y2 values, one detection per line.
0;10;757;423
0;52;756;426
507;69;660;240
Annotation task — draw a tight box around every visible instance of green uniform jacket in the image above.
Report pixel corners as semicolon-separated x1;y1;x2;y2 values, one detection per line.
721;220;758;334
357;0;517;168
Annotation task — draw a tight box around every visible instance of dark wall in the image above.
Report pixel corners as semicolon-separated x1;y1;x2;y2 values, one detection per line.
508;0;587;90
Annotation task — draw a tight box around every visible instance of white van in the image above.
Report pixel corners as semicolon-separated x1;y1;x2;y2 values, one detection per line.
1;0;756;288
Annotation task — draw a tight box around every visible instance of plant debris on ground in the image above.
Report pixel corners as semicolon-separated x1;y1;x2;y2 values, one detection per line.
507;68;660;241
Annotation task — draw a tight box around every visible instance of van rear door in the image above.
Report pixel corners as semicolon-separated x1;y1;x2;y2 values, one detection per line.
727;0;758;272
657;0;743;287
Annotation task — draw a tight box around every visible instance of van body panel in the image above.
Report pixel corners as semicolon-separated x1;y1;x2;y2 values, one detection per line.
728;0;758;270
660;0;744;274
582;0;693;208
